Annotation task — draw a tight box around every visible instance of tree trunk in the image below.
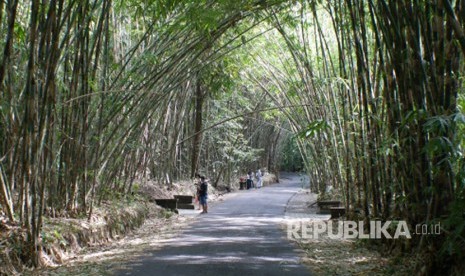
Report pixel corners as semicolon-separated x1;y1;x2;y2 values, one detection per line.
191;76;205;177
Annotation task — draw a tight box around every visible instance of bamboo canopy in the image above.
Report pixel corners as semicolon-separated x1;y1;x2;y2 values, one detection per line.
0;0;464;273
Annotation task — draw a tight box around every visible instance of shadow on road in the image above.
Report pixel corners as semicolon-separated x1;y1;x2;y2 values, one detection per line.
115;173;311;276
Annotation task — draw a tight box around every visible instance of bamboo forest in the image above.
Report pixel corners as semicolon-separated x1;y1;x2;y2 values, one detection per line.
1;0;464;275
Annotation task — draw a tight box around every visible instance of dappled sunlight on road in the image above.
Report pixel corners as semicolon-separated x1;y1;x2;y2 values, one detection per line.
114;174;311;275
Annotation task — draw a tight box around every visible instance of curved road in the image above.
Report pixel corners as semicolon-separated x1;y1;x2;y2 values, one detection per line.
116;173;310;276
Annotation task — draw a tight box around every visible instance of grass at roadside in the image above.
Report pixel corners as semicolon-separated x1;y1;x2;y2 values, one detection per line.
25;207;192;276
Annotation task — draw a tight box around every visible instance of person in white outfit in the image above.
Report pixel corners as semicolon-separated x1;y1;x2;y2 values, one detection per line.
255;169;263;188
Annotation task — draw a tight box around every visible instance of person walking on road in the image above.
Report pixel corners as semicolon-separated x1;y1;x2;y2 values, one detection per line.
199;176;208;213
246;171;254;189
255;169;263;189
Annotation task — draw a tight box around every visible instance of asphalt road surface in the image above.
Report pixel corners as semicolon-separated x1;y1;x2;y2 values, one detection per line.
115;173;311;276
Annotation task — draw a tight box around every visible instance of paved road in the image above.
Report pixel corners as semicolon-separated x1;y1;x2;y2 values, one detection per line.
115;173;311;276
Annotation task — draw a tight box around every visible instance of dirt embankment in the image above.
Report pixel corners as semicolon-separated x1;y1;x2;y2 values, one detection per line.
1;197;151;276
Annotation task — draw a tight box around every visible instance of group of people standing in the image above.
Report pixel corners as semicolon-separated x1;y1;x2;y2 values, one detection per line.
244;169;264;190
193;169;265;213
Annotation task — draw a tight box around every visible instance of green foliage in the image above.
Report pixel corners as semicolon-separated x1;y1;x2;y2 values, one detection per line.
159;209;174;219
41;230;68;248
298;119;331;138
279;135;304;171
441;95;465;262
440;194;465;261
132;182;141;193
423;114;453;135
422;113;465;172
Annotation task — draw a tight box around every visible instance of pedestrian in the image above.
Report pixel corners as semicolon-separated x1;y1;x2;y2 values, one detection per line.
246;171;254;189
255;169;263;188
199;176;208;213
239;176;246;190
